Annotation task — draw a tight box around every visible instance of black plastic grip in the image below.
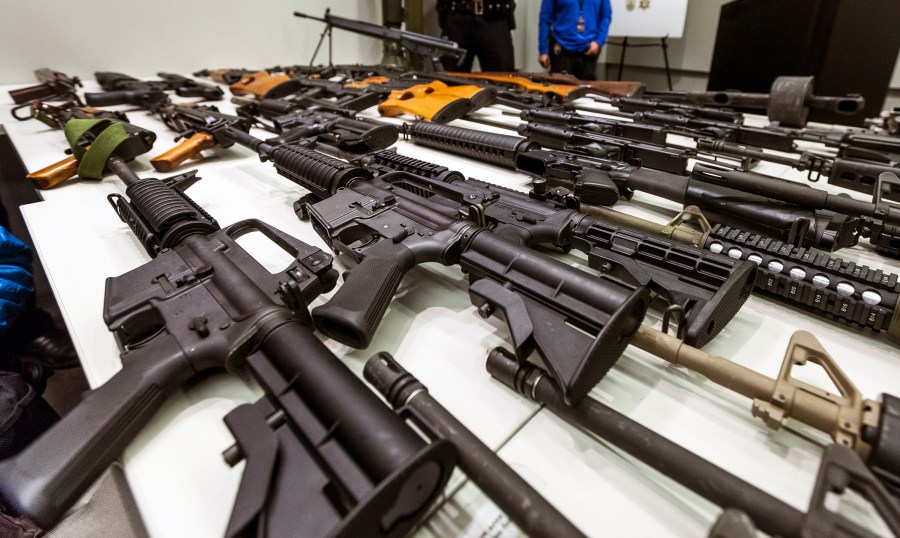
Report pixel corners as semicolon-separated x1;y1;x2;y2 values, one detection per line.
707;224;900;338
270;144;372;198
312;241;417;348
406;121;537;169
0;341;193;528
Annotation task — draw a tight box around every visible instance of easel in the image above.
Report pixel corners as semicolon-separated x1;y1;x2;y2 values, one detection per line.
606;36;673;90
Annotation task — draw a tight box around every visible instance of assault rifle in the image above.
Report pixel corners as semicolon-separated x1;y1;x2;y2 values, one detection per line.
149;104;398;172
0;133;458;535
403;121;891;256
521;108;900;199
230;80;383;124
145;103;254;172
645;76;865;127
8;68;82;113
294;9;465;72
22;104;156;189
403;122;900;336
488;345;900;537
350;148;756;347
163;122;650;403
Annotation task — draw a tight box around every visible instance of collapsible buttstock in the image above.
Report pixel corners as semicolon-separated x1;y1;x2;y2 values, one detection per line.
229;71;291;98
150;133;216;172
26;154;81;189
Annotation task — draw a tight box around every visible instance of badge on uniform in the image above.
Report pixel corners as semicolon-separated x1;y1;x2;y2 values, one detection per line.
576;15;586;33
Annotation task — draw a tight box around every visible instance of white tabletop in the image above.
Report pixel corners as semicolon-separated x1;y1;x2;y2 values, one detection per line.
3;78;899;538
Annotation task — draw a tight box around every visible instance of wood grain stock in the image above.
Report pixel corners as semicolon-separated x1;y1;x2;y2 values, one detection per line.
26;154;80;189
150;133;216;172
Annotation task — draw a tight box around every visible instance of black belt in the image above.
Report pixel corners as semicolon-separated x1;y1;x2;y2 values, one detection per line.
448;0;513;17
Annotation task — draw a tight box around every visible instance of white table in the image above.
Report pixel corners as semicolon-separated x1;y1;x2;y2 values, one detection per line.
2;78;898;538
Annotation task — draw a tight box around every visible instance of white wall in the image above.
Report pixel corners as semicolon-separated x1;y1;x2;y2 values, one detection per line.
0;1;382;84
2;0;898;105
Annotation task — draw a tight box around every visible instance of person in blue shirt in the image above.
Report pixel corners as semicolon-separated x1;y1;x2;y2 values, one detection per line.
538;0;613;80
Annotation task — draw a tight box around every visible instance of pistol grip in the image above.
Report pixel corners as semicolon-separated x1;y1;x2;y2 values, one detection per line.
26;154;81;189
0;345;192;528
150;133;217;172
312;243;417;348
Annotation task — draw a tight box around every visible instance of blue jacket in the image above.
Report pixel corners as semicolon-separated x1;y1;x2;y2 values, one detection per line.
0;226;33;337
539;0;613;55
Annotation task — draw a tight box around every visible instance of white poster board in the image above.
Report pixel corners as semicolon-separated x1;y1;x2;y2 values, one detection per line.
607;0;688;38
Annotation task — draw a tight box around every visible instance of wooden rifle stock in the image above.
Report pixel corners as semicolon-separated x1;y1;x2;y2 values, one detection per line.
377;81;478;123
344;75;391;89
446;72;589;102
26;153;81;189
229;71;292;99
495;72;645;98
150;133;217;172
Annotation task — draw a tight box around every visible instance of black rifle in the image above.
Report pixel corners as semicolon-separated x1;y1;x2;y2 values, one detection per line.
586;203;900;341
644;76;865;128
8;69;83;121
487;347;900;538
403;121;874;255
149;104;399;172
83;71;223;107
294;9;465;72
612;95;746;122
351;148;756;347
21;103;156;189
230;79;383;124
520;108;900;200
185;124;649;403
0;152;457;536
692;167;900;259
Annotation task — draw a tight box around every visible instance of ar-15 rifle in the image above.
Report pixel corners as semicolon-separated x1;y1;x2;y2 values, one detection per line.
405;121;864;252
149;104;399;172
0;135;457;535
582;203;900;342
294;9;466;72
82;71;223;107
350;147;756;348
168;123;650;403
23;102;156;189
645;76;865;128
402;122;900;339
522;108;900;200
8;68;82;108
693;168;900;258
488;344;900;537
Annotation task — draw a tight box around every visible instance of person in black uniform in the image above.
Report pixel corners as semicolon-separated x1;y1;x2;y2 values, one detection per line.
437;1;516;72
